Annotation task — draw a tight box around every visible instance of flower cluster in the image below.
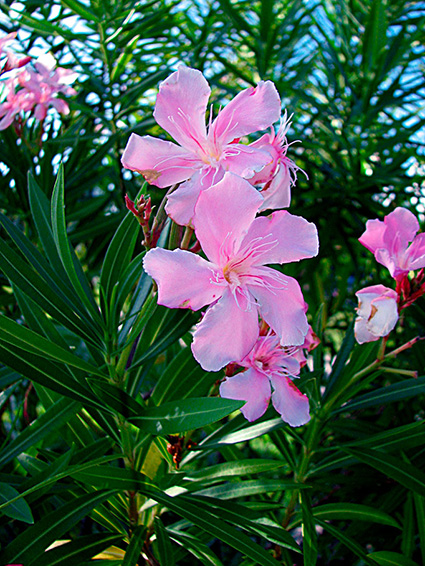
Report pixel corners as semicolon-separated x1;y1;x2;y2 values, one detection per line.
355;207;425;344
123;66;319;426
0;37;76;132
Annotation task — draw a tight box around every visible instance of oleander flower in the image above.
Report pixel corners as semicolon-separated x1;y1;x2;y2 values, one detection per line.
354;284;399;344
249;112;304;211
359;207;425;281
122;65;281;226
220;333;310;426
143;172;318;371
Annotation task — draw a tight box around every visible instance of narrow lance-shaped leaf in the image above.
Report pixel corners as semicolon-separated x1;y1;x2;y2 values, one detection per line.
50;164;104;327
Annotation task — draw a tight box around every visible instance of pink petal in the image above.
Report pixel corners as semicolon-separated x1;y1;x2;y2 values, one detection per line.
143;248;222;310
194;172;263;265
383;207;419;250
407;233;425;271
270;376;310;426
358;218;386;254
220;144;273;179
258;161;292;211
154;66;210;152
122;133;199;188
240;210;319;266
209;81;281;145
249;270;308;346
165;167;224;227
191;288;259;371
220;368;271;422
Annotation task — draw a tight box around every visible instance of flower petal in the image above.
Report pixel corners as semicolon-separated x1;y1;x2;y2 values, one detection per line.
143;248;221;310
122;133;199;187
249;270;308;346
154;66;210;152
191;288;259;371
220;368;271;422
270;376;310;426
407;233;425;271
220;144;273;179
258;161;292;211
354;317;380;344
383;207;419;249
165;167;224;227
209;81;281;145
194;172;263;265
240;210;319;266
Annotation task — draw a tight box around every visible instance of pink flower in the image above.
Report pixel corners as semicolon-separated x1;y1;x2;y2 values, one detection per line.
354;284;399;344
21;54;76;119
219;334;310;426
359;207;425;280
122;65;281;226
0;76;32;130
143;172;318;371
249;112;304;211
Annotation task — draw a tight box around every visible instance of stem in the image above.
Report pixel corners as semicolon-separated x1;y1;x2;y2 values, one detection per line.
180;226;194;250
282;413;322;528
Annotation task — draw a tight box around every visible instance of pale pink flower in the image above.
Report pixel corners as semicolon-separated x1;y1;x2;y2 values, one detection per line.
354;284;399;344
249;112;304;211
122;65;281;226
359;207;425;280
220;334;310;426
143;173;319;371
0;76;32;130
21;54;76;119
291;324;320;368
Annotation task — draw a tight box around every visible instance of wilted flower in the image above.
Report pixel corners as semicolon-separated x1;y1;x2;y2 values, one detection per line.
354;284;399;344
143;172;318;371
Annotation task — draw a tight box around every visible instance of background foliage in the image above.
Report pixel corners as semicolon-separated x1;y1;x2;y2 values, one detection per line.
0;0;425;564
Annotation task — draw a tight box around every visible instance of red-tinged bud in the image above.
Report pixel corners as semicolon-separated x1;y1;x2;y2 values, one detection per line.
125;194;138;216
401;275;411;300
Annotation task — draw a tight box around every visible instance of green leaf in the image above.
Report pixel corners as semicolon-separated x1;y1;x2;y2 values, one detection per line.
0;482;34;524
86;379;144;418
143;490;282;566
0;342;102;408
50;164;103;327
60;0;100;21
199;417;284;448
0;315;106;377
186;459;285;481
27;174;70;285
311;503;400;529
129;397;244;435
154;517;175;566
122;525;147;566
367;551;420;566
168;529;223;566
0;490;116;564
315;518;378;565
300;491;318;566
343;447;425;497
0;397;80;468
196;479;305;500
413;494;425;566
100;208;139;307
334;376;425;413
70;464;156;491
0;237;100;346
30;533;122;566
